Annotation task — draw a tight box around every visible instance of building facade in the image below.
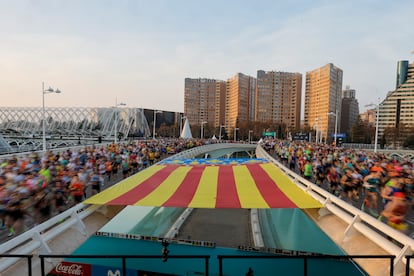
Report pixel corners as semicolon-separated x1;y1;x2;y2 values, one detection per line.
360;109;376;125
184;78;226;128
256;70;302;130
225;73;256;135
378;60;414;140
340;86;360;135
304;63;343;143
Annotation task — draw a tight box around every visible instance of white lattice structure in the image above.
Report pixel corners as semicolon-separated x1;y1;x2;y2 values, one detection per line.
0;107;150;140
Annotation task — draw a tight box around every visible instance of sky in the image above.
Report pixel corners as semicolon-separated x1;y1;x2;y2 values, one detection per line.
0;0;413;113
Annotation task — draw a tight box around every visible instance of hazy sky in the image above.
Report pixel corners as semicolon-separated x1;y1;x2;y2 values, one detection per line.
1;0;413;113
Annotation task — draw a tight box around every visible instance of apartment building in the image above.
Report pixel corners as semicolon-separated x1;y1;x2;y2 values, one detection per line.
304;63;343;142
256;70;302;130
225;73;256;136
184;78;226;128
378;60;414;138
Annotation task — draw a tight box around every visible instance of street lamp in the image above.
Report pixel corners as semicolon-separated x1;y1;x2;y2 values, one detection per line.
42;82;61;152
327;110;338;146
248;130;253;143
219;125;225;141
314;118;320;144
114;99;127;144
234;127;239;142
153;110;163;140
200;121;207;139
366;99;381;153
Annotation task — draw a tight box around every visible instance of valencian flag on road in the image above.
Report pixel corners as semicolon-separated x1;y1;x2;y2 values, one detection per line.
84;158;322;209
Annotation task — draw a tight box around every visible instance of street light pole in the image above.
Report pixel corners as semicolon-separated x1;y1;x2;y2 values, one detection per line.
219;125;225;141
334;110;338;146
315;118;319;144
200;121;207;139
153;110;162;140
248;130;253;143
234;128;239;142
327;111;338;146
114;99;127;144
374;101;380;153
42;82;61;152
366;98;381;153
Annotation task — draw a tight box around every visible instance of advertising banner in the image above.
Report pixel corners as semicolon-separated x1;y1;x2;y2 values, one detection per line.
47;261;91;276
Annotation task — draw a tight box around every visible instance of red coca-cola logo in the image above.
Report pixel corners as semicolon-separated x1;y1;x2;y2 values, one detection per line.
49;261;91;276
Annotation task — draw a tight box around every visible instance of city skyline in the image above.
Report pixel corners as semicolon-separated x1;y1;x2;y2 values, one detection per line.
0;1;413;112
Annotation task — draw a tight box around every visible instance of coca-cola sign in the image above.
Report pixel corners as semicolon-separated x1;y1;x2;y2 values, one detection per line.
48;261;91;276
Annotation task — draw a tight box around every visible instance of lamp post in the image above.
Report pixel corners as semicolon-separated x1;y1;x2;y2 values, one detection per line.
200;121;207;139
219;125;225;141
114;99;127;144
153;110;163;140
42;82;61;152
327;110;338;146
314;118;319;144
366;99;381;153
248;130;253;143
234;127;239;142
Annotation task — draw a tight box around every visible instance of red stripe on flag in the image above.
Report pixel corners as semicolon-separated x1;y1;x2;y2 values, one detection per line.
216;165;241;208
163;165;205;207
246;164;297;208
108;165;178;205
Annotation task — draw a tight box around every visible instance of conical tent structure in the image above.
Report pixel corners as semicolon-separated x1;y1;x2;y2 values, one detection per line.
180;118;193;139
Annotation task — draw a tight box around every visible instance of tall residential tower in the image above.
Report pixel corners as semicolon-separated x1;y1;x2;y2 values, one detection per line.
184;78;226;128
304;63;343;142
225;73;256;135
340;86;359;135
256;70;302;130
378;60;414;140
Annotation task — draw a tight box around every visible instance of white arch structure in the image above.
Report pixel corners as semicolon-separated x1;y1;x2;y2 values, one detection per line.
0;107;150;140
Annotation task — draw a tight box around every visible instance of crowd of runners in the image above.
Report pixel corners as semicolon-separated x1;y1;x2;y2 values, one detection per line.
1;137;413;240
0;139;209;238
263;138;413;233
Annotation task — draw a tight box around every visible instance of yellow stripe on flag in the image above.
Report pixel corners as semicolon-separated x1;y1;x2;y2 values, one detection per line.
233;165;269;208
135;166;192;206
84;165;166;205
260;163;322;208
189;166;219;208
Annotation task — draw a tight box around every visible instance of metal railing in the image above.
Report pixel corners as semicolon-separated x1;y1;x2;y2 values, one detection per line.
0;204;100;272
0;254;33;276
3;142;413;275
39;254;210;276
256;145;414;273
7;253;409;276
217;254;395;276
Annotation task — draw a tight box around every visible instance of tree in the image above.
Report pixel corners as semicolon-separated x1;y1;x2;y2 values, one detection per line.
403;135;414;149
350;120;371;143
383;123;410;148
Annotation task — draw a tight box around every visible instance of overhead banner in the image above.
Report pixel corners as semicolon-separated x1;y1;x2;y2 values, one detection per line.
84;158;322;209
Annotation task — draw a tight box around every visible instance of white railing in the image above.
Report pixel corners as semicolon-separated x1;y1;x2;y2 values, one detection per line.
256;145;414;273
165;208;194;239
0;203;100;272
168;143;256;160
0;142;256;274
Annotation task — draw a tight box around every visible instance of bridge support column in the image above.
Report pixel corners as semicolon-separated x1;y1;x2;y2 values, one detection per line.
318;198;331;217
343;214;361;239
394;244;412;275
72;210;86;236
34;231;52;262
